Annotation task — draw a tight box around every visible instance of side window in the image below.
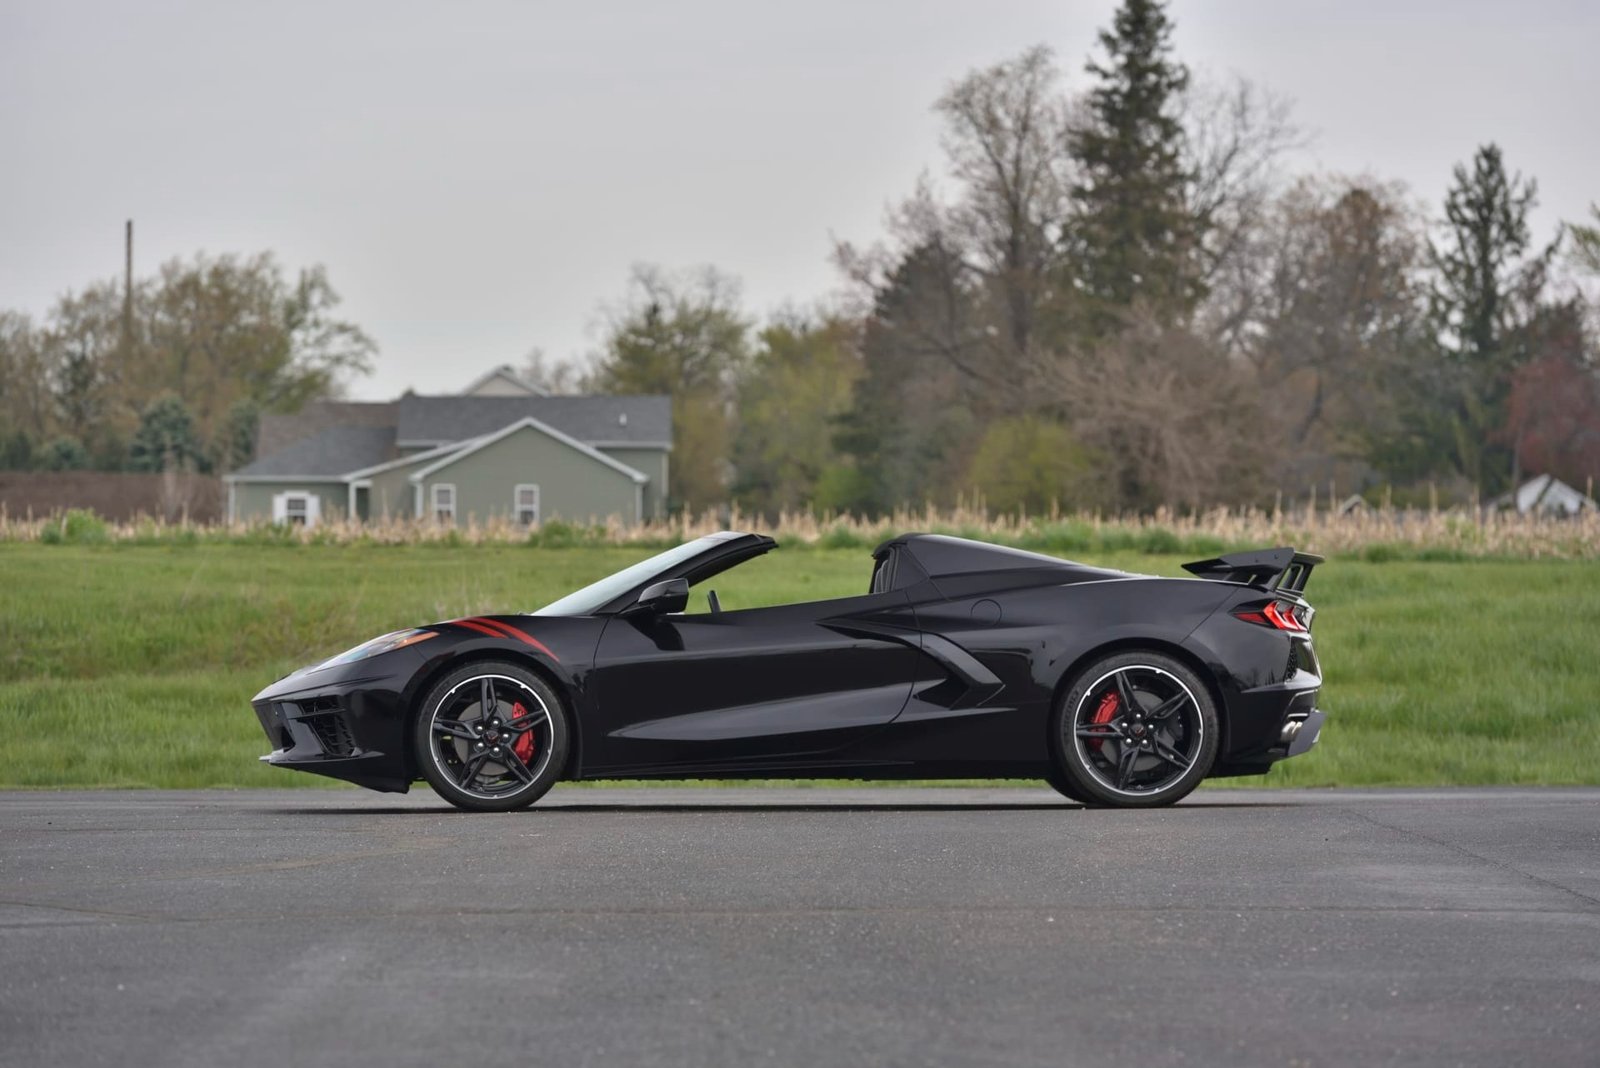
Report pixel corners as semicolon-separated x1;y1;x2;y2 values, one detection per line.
514;484;540;526
431;483;456;524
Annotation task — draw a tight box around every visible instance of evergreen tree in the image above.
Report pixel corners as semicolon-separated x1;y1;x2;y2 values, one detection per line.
40;436;89;471
128;393;204;473
1428;143;1556;491
1067;0;1197;325
833;242;978;513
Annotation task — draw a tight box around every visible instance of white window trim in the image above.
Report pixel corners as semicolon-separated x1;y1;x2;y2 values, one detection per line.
514;483;541;525
271;490;321;529
431;483;456;524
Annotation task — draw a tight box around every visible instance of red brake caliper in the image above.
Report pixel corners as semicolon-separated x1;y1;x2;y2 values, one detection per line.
1088;692;1120;752
511;702;538;763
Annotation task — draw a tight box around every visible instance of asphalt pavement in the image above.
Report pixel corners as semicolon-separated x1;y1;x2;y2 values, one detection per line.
2;786;1597;1067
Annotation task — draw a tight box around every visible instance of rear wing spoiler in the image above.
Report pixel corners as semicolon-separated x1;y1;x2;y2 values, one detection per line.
1182;547;1324;594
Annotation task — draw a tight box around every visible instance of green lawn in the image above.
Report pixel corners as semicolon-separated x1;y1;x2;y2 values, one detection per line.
2;542;1595;789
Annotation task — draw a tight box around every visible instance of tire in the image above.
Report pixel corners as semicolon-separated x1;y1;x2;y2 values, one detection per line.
414;660;570;812
1043;766;1092;803
1049;650;1218;808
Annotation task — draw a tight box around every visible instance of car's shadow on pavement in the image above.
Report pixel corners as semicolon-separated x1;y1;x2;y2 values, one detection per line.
272;800;1304;815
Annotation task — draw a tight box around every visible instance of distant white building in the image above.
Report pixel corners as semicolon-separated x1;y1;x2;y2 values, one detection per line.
460;365;546;397
1489;474;1597;517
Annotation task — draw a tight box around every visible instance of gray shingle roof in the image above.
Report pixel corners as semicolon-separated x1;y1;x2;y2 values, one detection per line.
231;425;398;478
396;394;671;447
256;401;398;459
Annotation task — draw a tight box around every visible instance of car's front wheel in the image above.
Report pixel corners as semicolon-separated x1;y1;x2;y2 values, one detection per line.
414;661;569;812
1049;651;1218;808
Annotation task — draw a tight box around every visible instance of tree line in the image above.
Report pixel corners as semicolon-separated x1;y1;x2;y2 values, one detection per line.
4;0;1596;517
573;0;1599;515
0;254;373;475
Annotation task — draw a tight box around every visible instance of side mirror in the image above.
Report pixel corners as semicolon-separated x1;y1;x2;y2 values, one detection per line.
628;577;689;616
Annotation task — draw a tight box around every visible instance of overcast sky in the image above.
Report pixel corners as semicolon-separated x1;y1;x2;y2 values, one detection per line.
3;0;1595;401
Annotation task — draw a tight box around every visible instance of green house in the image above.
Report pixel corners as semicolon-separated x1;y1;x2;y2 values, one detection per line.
224;371;670;527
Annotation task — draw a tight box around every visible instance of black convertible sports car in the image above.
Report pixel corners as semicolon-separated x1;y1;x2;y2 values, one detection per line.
250;532;1325;810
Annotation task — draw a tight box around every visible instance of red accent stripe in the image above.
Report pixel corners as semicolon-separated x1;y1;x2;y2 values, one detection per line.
464;616;516;638
463;617;561;663
451;619;506;639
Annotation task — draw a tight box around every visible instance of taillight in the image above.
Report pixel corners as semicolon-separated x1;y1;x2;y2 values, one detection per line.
1234;600;1309;632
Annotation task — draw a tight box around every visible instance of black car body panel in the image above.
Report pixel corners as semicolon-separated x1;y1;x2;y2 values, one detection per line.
250;533;1325;792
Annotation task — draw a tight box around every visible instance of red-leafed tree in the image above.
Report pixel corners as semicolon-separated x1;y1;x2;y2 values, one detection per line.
1504;302;1600;489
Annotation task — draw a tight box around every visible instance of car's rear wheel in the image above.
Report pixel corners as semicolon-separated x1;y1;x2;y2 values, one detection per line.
414;661;569;812
1049;651;1218;808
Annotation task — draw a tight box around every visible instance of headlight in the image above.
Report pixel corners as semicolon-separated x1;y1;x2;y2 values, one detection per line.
319;628;438;668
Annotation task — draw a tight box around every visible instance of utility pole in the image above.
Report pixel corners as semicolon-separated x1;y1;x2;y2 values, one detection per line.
122;219;133;357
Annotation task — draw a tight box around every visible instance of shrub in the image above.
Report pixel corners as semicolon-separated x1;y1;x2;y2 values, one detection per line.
41;509;110;546
964;416;1108;515
1025;521;1095;554
529;520;580;549
1137;527;1183;554
817;524;867;550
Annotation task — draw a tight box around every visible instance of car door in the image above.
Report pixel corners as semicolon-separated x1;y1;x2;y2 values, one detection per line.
583;590;921;774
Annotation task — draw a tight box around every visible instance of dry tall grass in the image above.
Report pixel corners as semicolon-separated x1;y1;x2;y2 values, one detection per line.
4;502;1598;559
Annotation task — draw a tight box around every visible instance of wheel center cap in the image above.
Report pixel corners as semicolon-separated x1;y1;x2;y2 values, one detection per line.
1131;723;1145;736
484;729;500;743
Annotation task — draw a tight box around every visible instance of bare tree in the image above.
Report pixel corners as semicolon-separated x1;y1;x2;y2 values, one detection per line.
836;48;1080;412
518;347;589;395
1247;176;1431;487
937;46;1075;369
1051;312;1265;508
1184;74;1303;353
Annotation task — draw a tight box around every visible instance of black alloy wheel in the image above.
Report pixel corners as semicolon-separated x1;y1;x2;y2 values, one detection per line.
1050;651;1218;808
415;661;569;812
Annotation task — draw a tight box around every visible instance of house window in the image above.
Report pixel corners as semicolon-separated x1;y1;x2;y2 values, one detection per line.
271;491;320;528
431;483;456;524
514;484;540;526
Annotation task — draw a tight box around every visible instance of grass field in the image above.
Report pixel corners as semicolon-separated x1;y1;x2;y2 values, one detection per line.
2;541;1596;789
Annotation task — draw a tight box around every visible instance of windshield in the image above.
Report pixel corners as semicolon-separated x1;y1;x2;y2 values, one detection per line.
531;534;737;617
